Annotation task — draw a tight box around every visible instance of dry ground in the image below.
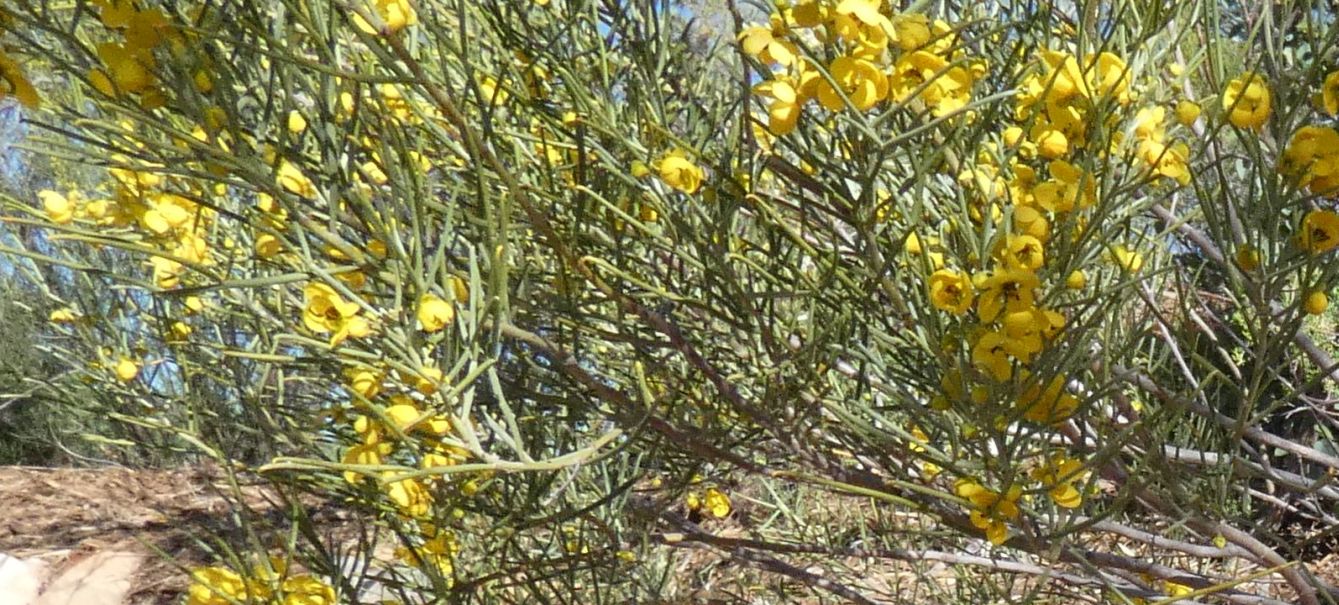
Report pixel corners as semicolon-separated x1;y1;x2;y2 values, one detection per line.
0;465;279;605
6;465;1339;604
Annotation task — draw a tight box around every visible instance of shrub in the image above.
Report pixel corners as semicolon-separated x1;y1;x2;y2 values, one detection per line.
6;1;1339;603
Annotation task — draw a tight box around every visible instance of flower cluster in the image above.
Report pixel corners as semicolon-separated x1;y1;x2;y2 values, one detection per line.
88;0;178;107
186;562;335;605
953;478;1021;545
685;486;733;519
38;157;218;290
1014;50;1130;160
745;0;980;136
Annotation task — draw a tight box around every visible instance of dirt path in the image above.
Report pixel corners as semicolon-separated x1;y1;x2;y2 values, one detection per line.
0;465;272;605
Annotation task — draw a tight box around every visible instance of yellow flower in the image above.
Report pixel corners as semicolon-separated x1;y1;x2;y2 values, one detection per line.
1281;126;1339;195
287;110;308;134
928;269;974;315
192;70;213;94
972;330;1013;381
304;283;358;332
115;357;140;383
384;401;422;433
1087;52;1131;104
148;256;184;289
123;7;171;51
345;366;383;399
959;164;1006;201
1065;270;1086;290
738;21;796;66
1032;160;1094;212
998;235;1045;271
1305;290;1329;315
1300;210;1339;255
1222;72;1271;130
186;566;249;605
1038;50;1085;100
303;282;368;346
1175;100;1201;126
891;13;932;50
417;294;455;332
1132;106;1166;141
280;575;336;605
478;75;510;105
954;479;1021;545
786;0;826;27
1030;126;1069;159
49;307;79;323
255;233;281;258
169;321;193;341
353;0;418;34
817;55;889;112
888;50;973;116
409;365;444;395
1109;244;1144;273
38;190;77;224
384;474;433;517
341;443;388;484
753;78;801;135
1163;580;1194;598
447;275;469;302
277;160;317;198
1019;374;1079;425
975;268;1039;323
703;488;732;518
1012;203;1050;241
832;0;894;55
658;151;705;194
1000;309;1046;363
91;42;157;95
1323;71;1339;116
1137;139;1191;185
1030;455;1086;509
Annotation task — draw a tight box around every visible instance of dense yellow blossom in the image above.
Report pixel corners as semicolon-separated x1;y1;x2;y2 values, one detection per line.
817;56;889;112
186;566;249;605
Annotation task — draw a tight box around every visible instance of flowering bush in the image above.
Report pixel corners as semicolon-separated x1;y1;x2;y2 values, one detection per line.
7;0;1339;603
